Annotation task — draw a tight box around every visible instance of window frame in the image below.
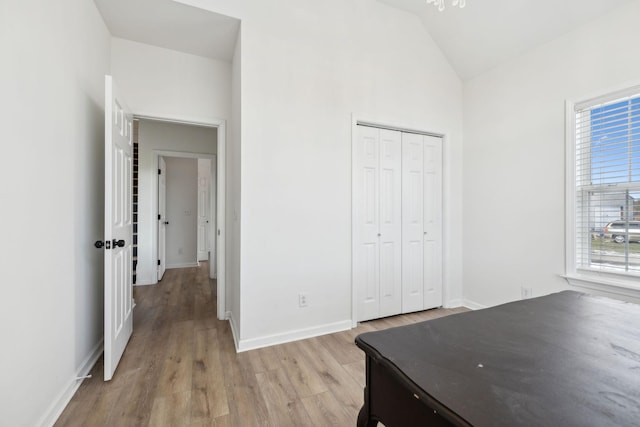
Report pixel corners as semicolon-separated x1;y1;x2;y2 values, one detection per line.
565;84;640;299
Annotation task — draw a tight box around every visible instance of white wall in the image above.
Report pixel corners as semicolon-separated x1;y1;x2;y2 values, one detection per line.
184;0;464;349
137;119;217;284
463;1;640;308
165;157;199;268
111;37;232;122
0;0;110;425
111;38;230;285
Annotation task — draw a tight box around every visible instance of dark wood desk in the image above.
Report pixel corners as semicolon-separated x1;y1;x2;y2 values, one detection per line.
355;291;640;427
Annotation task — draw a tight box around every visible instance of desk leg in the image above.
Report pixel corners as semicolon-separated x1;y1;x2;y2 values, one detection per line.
357;356;378;427
357;396;377;427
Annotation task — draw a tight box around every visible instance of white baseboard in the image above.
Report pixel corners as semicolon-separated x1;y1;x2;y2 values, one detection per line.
134;281;156;286
135;275;155;286
166;262;199;269
463;299;487;310
236;320;352;353
444;298;463;308
38;340;103;427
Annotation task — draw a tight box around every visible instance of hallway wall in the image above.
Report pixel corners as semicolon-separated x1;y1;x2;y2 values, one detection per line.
165;157;199;268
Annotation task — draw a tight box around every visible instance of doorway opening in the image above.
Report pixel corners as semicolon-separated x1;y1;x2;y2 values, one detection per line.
136;115;227;320
156;154;216;279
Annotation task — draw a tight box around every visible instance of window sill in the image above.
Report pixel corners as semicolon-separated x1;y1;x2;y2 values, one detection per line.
562;272;640;299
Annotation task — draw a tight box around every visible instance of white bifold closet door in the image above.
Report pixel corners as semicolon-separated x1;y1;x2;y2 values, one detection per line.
354;126;403;322
402;133;443;313
355;125;443;322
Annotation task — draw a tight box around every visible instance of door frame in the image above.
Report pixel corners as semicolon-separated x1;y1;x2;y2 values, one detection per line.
138;114;227;321
351;114;448;327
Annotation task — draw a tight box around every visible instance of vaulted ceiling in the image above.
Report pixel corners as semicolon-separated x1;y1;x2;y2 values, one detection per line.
379;0;633;79
94;0;634;80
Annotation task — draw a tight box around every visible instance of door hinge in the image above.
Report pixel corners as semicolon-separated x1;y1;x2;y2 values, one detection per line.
158;168;161;175
157;259;161;266
158;214;161;220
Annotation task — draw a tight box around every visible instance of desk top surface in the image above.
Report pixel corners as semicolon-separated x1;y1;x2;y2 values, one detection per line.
356;291;640;427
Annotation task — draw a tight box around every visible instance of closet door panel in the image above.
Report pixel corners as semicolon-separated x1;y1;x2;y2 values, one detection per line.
424;135;443;309
402;133;425;313
355;126;381;321
378;129;402;317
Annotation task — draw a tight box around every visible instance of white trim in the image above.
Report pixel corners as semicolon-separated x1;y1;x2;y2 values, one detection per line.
565;85;640;296
565;99;577;277
574;82;640;111
236;320;352;353
139;114;226;320
443;298;463;308
166;262;200;269
134;280;155;286
350;115;358;328
216;123;226;321
350;113;450;326
462;299;487;310
135;112;222;127
39;340;103;427
563;274;640;299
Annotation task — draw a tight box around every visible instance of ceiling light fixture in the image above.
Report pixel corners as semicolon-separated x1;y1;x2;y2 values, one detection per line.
427;0;466;12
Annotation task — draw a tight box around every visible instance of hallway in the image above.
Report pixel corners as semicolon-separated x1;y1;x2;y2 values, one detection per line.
56;263;465;426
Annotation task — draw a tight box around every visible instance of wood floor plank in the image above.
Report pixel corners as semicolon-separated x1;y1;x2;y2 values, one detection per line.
315;332;363;366
55;262;467;427
273;341;329;398
342;360;366;388
248;345;283;374
148;390;192;427
255;369;299;427
301;390;354;427
156;320;195;397
296;338;363;415
191;328;229;421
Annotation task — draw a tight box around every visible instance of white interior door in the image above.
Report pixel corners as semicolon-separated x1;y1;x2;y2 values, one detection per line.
402;133;425;313
354;126;380;321
210;156;217;279
104;75;133;381
355;126;402;321
423;135;443;309
158;156;167;281
378;129;403;317
197;159;211;261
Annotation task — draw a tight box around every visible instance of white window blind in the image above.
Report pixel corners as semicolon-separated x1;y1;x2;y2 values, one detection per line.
574;88;640;276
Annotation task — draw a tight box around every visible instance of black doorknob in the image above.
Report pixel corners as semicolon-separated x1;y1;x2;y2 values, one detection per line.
164;221;169;225
112;239;125;248
94;240;104;249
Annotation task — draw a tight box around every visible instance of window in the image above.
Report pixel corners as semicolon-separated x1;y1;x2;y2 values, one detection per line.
569;86;640;286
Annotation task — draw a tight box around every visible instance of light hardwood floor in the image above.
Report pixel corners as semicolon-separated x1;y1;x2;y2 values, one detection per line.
55;263;467;427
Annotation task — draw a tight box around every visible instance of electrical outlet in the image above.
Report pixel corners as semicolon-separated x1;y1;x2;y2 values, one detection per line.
521;286;533;299
298;293;308;308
